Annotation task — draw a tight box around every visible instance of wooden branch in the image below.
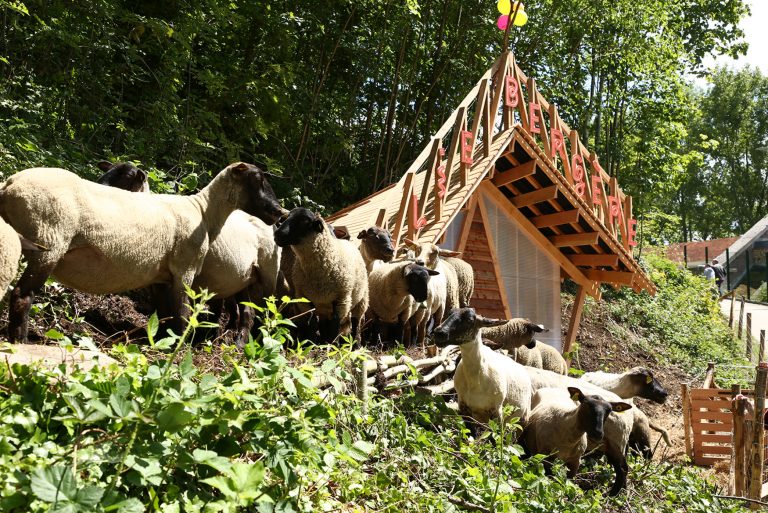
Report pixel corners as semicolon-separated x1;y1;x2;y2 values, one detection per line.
567;254;619;267
531;210;580;228
681;384;693;459
511;185;558;208
549;232;599;248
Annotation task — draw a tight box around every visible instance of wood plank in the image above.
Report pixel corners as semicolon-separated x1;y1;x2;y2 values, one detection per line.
511;185;558;208
695;456;729;466
531;210;580;228
456;196;478;253
693;444;732;455
690;401;732;412
682;383;693;459
492;159;537;187
697;433;734;444
691;410;733;422
583;269;635;286
563;284;585;360
549;232;600;248
391;172;415;247
470;298;506;310
690;388;735;399
477;195;512;319
567;254;620;267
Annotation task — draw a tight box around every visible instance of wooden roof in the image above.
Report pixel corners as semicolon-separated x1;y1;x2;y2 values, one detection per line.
329;51;655;298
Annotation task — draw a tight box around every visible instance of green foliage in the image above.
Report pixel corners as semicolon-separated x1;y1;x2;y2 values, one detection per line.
0;294;748;512
599;253;751;384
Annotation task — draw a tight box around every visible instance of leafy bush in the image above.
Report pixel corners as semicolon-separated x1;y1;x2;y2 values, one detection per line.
0;295;747;512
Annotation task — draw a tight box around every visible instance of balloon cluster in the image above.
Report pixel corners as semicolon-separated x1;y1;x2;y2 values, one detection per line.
496;0;528;30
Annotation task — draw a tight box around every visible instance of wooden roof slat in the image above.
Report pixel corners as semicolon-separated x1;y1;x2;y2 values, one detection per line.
511;185;558;208
568;254;620;267
531;210;580;229
549;232;600;248
583;269;635;286
492;159;538;187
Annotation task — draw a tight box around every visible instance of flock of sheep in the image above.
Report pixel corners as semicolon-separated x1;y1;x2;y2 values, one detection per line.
0;161;671;495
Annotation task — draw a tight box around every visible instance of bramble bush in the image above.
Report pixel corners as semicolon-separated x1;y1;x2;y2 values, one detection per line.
0;294;747;512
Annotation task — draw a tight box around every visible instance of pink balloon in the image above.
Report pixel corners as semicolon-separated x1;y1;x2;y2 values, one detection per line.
497;15;509;30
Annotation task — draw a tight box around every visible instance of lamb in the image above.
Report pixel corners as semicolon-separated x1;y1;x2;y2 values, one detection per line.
96;161;149;192
525;386;631;478
0;162;285;342
432;307;533;427
524;366;665;494
535;342;569;374
357;226;396;272
1;219;43;301
481;318;546;351
368;261;438;342
442;256;474;307
274;207;368;342
580;367;669;404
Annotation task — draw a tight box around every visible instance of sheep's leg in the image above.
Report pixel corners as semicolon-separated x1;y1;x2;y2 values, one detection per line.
350;299;366;342
170;273;196;337
8;259;56;343
604;442;628;496
566;459;580;479
315;304;337;344
234;289;256;348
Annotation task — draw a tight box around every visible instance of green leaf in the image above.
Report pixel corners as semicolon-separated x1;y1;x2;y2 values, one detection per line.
109;393;134;418
45;329;65;341
156;402;194;433
30;465;77;503
147;312;159;345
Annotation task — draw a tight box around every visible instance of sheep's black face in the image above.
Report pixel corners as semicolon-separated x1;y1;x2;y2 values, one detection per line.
629;368;668;404
231;162;285;226
358;226;395;261
96;161;148;192
582;398;613;440
274;207;324;247
432;308;506;347
403;263;439;303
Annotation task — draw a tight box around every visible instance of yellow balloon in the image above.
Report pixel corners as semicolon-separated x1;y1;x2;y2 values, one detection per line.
497;0;524;15
513;9;528;26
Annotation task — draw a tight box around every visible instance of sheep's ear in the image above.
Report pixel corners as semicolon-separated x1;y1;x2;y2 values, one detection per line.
313;218;325;233
645;375;653;384
18;235;46;251
230;162;250;175
567;387;583;402
96;160;113;171
427;268;440;276
476;316;507;328
333;226;350;240
610;402;633;413
532;323;547;333
357;230;368;240
438;248;461;257
403;237;419;249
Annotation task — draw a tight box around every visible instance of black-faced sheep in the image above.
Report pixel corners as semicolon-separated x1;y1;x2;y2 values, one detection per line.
0;162;285;342
96;161;149;192
432;307;532;427
274;207;368;343
581;367;669;404
368;261;438;343
525;386;631;478
629;407;672;459
357;226;396;272
404;239;460;312
481;318;545;351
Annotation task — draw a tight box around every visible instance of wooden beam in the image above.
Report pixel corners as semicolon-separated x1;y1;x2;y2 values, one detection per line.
583;269;635;286
549;232;599;248
477;198;512;319
457;196;478;253
391;172;415;247
511;185;558;208
563;284;586;360
567;254;620;267
480;182;598;298
531;210;580;228
492;159;537;187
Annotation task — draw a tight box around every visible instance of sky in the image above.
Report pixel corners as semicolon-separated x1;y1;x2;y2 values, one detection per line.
702;0;768;75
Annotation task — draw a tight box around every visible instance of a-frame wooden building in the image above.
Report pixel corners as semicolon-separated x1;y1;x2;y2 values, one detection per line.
328;51;655;353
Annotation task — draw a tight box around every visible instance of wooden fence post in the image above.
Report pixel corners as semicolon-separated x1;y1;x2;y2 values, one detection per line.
739;296;746;339
703;363;717;389
760;330;766;364
747;363;768;507
681;383;693;460
731;384;745;496
355;356;369;416
747;313;753;360
730;291;736;327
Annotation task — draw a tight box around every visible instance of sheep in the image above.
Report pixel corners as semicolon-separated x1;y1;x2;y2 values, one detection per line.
524;366;655;495
1;219;43;301
274;207;368;343
580;367;669;404
97;161;285;346
0;162;285;343
432;307;533;428
403;239;459;312
357;226;396;272
629;407;672;459
536;342;569;374
96;161;149;192
368;261;439;343
442;255;474;307
525;386;631;478
481;318;546;351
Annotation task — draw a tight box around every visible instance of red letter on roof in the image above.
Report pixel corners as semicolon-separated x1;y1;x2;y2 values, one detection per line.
505;75;519;108
591;175;603;206
528;102;542;134
460;130;473;165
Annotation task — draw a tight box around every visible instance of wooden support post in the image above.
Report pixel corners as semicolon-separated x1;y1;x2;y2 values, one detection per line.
681;383;693;460
739;296;746;339
730;292;736;327
760;330;766;364
563;284;587;361
703;363;717;389
727;247;732;291
731;384;745;496
747;363;768;507
356;356;369;417
747;313;753;360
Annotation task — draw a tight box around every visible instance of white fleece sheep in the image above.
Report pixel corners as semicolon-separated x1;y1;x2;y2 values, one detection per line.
0;219;41;300
274;208;368;341
525;367;639;495
481;318;547;350
580;367;669;404
443;255;474;307
0;162;285;342
404;239;459;313
629;407;672;458
432;308;532;426
525;386;631;478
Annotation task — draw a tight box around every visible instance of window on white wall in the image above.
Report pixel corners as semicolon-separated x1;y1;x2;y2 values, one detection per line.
481;194;562;350
440;210;465;252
